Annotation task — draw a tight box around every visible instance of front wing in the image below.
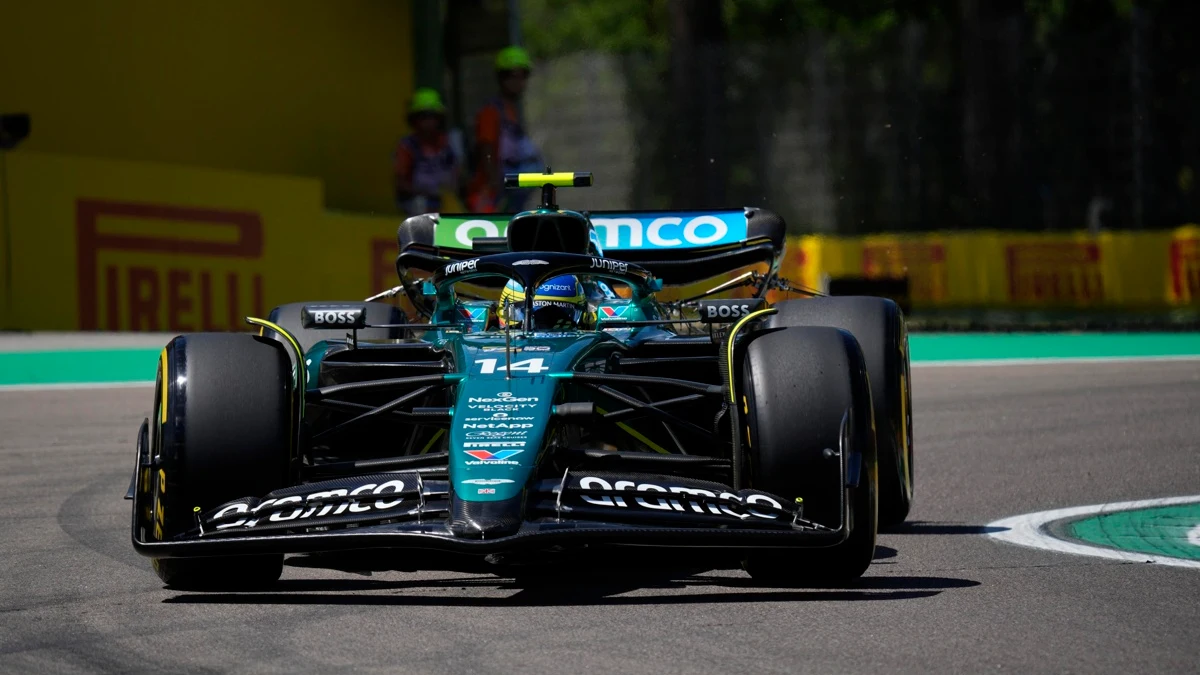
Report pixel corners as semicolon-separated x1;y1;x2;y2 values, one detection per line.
132;470;848;559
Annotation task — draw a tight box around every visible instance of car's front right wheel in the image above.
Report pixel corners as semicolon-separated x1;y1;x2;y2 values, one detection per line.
740;326;878;586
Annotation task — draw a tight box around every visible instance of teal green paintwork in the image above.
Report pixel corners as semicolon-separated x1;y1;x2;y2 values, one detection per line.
448;331;626;502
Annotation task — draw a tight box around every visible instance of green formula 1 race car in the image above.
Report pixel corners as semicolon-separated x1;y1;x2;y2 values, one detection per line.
127;171;913;589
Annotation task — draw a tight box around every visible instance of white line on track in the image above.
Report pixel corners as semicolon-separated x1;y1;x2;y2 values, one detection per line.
914;354;1200;367
987;495;1200;569
0;381;154;393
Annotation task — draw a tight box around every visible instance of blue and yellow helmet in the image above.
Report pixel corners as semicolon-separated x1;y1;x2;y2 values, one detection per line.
499;275;586;329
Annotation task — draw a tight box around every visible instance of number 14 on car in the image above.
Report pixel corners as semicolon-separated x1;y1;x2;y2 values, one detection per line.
475;357;549;375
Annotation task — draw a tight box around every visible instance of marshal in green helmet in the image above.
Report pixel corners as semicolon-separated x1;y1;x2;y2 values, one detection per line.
494;45;533;73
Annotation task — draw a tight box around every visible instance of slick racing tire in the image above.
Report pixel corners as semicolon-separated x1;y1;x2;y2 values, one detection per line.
262;301;408;365
145;333;293;590
741;326;878;586
767;296;913;528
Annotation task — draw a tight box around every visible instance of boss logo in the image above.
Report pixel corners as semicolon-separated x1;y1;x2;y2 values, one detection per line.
301;305;367;329
444;258;479;275
697;298;766;323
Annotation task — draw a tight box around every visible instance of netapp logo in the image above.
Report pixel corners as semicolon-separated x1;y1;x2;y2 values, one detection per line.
576;476;782;520
461;423;533;429
445;258;479;275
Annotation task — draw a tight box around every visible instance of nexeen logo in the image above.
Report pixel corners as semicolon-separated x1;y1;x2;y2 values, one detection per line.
76;200;264;331
433;212;748;250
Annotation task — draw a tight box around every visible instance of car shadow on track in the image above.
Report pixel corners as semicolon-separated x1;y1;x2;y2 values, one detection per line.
162;573;979;607
884;521;1007;535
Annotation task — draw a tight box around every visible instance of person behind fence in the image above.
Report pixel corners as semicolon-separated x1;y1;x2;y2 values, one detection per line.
468;45;543;213
394;88;463;216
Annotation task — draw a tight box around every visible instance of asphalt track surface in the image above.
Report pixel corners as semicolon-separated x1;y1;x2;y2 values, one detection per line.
1;361;1198;674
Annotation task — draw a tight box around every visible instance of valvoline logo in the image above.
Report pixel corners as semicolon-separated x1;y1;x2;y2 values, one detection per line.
464;449;523;461
589;211;747;250
599;305;629;319
459;306;488;321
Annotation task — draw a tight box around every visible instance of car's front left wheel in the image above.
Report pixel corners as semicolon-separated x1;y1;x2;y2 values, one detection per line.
142;333;293;590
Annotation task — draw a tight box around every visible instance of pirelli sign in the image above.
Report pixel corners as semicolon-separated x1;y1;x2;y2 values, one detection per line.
75;199;266;331
1005;241;1104;305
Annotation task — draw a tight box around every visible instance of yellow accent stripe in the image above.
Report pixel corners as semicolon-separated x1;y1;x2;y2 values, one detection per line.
596;406;670;455
245;317;305;460
159;348;168;424
726;308;778;403
516;172;577;187
419;428;446;455
244;317;306;391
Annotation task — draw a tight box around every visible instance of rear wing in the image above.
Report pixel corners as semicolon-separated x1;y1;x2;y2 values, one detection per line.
395;208;786;288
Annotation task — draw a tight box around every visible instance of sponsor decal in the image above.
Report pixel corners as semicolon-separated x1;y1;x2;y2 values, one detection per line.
598;305;629;319
467;404;539;411
464;441;526;448
458;306;489;321
697;298;766;323
576;476;783;521
589;212;747;250
1005;242;1103;304
76;200;265;332
444;258;479;276
464;448;524;464
434;212;748;251
462;414;535;422
862;241;948;303
211;479;409;530
462;423;534;429
478;488;497;495
466;431;528;437
522;345;551;351
461;478;516;486
468;393;539;403
302;305;367;328
1170;235;1200;303
512;259;550;266
590;258;629;274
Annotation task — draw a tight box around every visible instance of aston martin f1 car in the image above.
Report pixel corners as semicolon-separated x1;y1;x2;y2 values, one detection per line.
127;172;913;589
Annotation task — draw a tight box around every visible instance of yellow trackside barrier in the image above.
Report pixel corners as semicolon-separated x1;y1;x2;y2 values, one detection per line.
1;150;1196;332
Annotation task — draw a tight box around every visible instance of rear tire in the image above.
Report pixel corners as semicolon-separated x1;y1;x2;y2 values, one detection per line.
767;296;913;528
147;333;292;590
741;326;878;586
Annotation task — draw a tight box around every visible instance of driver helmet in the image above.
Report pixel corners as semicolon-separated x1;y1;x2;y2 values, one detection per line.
498;275;586;329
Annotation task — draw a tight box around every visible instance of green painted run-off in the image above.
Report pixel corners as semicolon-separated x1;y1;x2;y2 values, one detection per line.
1;333;1199;387
909;332;1200;362
1068;503;1200;561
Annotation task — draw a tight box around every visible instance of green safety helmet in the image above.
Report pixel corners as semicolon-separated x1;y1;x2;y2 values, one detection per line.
409;88;446;116
495;45;533;72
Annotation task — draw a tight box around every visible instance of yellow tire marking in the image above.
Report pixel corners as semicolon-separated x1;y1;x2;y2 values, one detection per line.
159;348;168;425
